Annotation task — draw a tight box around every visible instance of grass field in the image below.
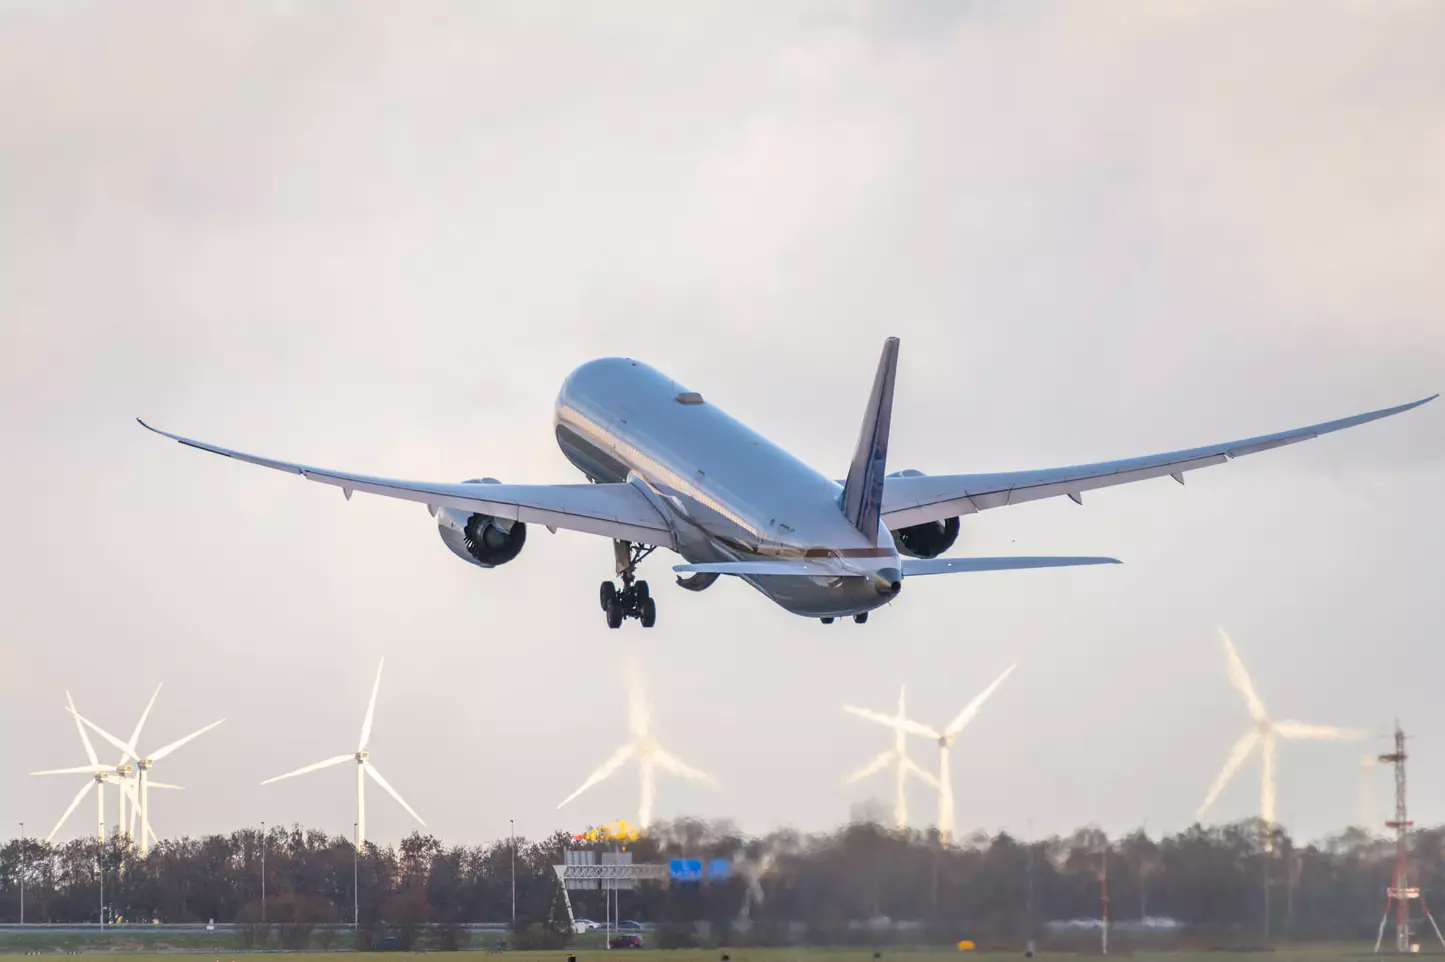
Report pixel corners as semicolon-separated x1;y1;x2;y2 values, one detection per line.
0;947;1413;960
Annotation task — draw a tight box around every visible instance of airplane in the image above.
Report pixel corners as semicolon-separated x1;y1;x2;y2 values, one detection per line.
138;338;1435;628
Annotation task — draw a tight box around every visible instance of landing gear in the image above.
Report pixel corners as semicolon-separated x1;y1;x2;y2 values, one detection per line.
600;541;658;629
853;612;869;624
820;617;835;624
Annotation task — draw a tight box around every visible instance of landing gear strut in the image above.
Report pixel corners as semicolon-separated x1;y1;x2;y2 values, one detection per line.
600;541;658;629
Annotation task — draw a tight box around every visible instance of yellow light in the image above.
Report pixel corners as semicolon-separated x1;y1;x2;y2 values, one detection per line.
955;940;975;951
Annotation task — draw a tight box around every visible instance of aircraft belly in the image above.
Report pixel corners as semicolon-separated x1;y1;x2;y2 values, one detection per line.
738;574;890;618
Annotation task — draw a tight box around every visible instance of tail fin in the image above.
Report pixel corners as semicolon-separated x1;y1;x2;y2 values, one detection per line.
840;337;899;544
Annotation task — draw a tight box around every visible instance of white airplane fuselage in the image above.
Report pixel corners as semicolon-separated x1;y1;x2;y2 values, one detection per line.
554;357;902;618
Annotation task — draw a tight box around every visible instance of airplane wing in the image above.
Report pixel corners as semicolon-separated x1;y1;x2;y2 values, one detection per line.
879;395;1437;530
137;420;674;547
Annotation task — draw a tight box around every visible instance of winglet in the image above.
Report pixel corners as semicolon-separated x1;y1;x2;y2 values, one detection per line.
840;337;900;545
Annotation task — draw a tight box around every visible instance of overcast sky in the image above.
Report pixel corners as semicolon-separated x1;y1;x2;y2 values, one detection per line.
2;1;1443;851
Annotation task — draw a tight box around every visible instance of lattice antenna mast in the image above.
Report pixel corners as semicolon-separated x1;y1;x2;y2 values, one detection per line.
1372;722;1445;954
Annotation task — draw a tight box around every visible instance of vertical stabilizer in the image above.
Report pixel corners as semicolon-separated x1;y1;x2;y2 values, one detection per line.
840;337;899;544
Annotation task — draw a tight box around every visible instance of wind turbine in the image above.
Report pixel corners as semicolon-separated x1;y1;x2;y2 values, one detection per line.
556;657;715;829
32;692;114;842
32;689;178;845
845;666;1016;843
1196;629;1361;835
841;685;938;830
261;657;424;848
69;690;221;856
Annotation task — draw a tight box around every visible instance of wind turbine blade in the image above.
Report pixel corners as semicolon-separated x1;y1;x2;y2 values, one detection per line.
1196;730;1260;819
1275;721;1362;740
904;756;940;789
48;779;96;842
148;719;226;761
843;705;938;739
364;764;426;827
358;658;384;752
1219;629;1267;723
556;743;636;809
650;749;716;785
127;684;163;755
66;691;99;766
32;765;113;776
261;754;354;785
843;750;894;785
144;782;185;790
69;710;135;761
944;664;1018;736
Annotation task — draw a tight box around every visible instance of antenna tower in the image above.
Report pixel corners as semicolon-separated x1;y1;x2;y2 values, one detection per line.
1372;722;1445;954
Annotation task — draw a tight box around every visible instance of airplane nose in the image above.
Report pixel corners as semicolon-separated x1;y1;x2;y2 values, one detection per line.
875;567;902;596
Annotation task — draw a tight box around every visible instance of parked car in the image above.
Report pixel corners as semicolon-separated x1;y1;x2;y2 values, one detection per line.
572;918;601;933
609;934;644;949
616;920;645;931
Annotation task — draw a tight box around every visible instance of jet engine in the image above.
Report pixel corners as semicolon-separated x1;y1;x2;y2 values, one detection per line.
435;478;528;569
886;469;961;559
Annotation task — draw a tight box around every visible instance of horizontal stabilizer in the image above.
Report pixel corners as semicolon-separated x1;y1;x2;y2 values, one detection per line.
902;556;1121;576
673;559;858;577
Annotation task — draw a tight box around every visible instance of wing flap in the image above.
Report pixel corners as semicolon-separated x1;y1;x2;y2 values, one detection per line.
138;420;674;547
881;395;1435;529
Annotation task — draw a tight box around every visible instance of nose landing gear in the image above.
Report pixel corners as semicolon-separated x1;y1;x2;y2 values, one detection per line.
600;541;658;629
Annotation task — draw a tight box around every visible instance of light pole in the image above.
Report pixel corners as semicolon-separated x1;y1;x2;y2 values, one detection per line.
18;822;24;926
353;822;359;932
509;820;516;929
1025;818;1034;957
260;821;266;924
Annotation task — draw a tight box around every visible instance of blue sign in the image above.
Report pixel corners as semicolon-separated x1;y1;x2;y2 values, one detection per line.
707;858;731;882
669;858;703;882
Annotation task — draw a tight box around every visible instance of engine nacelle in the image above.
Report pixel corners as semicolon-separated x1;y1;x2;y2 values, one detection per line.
435;479;528;569
887;469;961;559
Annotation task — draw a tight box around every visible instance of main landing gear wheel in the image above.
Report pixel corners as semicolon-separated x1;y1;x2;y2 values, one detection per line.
600;541;659;628
853;612;869;624
820;617;835;624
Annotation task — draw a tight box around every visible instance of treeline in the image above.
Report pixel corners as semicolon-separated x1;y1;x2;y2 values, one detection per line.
0;818;1439;947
